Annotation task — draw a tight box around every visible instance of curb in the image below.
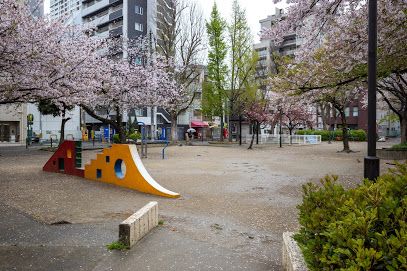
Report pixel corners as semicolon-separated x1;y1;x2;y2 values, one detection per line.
282;232;308;271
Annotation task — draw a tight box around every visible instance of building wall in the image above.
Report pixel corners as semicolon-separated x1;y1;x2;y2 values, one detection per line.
0;104;27;143
27;104;82;141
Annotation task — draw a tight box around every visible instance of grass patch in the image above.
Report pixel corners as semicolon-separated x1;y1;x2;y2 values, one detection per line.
106;241;129;251
158;220;165;226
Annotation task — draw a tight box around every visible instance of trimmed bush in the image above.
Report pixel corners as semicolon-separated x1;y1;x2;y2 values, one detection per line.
295;163;407;271
127;132;141;142
391;142;407;150
350;129;367;141
296;129;366;141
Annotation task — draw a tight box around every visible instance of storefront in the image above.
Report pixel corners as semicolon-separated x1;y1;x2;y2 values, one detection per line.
0;121;20;142
190;121;209;140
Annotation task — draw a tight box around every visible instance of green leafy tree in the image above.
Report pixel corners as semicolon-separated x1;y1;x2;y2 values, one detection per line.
228;0;258;141
204;3;228;141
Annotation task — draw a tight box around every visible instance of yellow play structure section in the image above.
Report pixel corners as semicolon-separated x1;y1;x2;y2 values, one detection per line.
84;144;180;198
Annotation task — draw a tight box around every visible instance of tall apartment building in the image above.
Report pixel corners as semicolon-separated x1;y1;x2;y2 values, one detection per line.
81;0;173;43
254;8;300;87
50;0;81;20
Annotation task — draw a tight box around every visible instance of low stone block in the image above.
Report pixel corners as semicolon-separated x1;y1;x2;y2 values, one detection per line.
119;201;158;247
282;232;308;271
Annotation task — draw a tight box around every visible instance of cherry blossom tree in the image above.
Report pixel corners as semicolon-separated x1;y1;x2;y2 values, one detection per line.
244;98;271;149
1;1;178;144
267;92;314;142
264;0;406;144
80;38;178;143
0;0;106;106
377;73;407;143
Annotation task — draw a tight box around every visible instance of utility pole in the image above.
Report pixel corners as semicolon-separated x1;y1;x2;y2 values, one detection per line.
364;0;380;180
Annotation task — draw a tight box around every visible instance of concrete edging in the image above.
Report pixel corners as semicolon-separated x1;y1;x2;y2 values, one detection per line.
119;201;158;247
282;232;308;271
376;148;407;160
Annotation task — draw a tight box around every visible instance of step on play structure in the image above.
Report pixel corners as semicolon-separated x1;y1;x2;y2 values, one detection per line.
43;141;180;198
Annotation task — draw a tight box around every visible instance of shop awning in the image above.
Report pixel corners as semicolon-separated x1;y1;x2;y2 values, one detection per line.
191;121;209;128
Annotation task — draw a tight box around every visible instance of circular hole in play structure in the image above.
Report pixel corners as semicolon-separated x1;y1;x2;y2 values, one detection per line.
114;159;126;179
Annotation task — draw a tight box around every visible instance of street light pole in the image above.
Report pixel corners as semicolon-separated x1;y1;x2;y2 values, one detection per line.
279;108;282;148
364;0;380;180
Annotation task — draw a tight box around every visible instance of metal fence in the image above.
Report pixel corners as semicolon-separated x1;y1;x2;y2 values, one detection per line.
258;134;322;145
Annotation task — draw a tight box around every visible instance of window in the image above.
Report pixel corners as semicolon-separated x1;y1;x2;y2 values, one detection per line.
135;6;143;15
134;57;142;65
345;107;350;117
135;23;143;32
353;107;359;117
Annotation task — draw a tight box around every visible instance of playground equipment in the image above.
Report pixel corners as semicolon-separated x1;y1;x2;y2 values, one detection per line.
43;141;180;198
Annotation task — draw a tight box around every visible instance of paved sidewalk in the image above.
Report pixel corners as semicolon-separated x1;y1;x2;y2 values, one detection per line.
0;202;117;271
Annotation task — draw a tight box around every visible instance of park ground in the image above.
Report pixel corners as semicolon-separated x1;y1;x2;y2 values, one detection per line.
0;140;397;270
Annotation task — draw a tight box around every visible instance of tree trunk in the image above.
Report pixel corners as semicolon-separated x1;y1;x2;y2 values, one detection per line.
59;109;70;146
170;114;178;143
289;127;293;144
59;118;69;146
339;111;351;152
115;109;126;144
400;114;407;144
319;103;331;130
228;114;233;142
248;129;255;149
256;121;259;145
239;115;242;145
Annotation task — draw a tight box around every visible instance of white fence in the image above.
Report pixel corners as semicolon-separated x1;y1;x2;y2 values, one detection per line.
259;134;322;145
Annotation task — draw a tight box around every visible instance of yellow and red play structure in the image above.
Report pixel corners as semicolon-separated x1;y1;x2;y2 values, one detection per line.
43;141;180;198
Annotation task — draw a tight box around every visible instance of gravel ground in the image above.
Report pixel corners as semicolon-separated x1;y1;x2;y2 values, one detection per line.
0;140;396;270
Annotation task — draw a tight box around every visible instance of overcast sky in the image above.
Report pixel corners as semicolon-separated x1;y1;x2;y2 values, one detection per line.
44;0;287;43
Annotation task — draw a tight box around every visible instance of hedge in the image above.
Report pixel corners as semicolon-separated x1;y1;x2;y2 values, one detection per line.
391;142;407;150
295;163;407;270
296;129;367;141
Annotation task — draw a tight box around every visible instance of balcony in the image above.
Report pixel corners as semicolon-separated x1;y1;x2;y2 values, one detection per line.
82;0;121;18
109;9;122;22
93;13;109;27
109;26;123;37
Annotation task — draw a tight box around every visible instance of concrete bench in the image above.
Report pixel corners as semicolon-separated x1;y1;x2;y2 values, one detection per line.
119;201;158;247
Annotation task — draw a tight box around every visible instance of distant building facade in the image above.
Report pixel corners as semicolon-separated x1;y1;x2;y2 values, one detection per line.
50;0;81;21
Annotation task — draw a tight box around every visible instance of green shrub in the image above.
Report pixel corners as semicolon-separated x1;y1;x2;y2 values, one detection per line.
113;134;120;143
350;129;367;141
127;132;141;141
296;129;366;141
391;142;407;150
295;163;407;270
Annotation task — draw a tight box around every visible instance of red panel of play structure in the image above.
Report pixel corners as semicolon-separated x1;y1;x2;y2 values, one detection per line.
43;140;84;177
